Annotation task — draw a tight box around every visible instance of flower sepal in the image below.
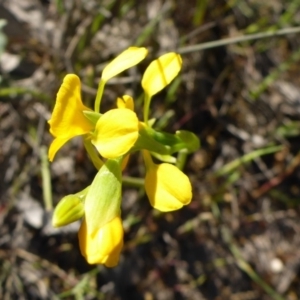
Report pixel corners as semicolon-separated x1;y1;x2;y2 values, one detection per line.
83;110;101;125
146;127;200;154
150;152;177;164
132;123;171;155
175;130;200;153
135;125;199;156
84;158;122;236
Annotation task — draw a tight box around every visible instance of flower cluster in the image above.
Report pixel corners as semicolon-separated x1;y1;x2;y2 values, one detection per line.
50;47;199;267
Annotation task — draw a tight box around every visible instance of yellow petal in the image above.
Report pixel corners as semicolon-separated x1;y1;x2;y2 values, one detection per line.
142;52;182;97
92;109;139;158
78;216;123;267
116;95;134;111
48;74;93;161
48;136;71;162
143;151;192;211
102;47;148;82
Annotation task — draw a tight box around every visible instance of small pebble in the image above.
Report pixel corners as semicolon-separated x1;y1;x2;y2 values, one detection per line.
270;258;284;273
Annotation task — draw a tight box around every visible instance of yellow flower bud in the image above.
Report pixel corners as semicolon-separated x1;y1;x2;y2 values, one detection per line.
102;47;148;82
52;194;85;227
143;151;192;211
78;216;123;267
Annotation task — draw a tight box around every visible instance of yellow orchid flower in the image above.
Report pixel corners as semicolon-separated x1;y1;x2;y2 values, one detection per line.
78;216;123;267
48;74;93;161
91;108;139;159
143;151;192;211
142;52;182;97
102;47;148;82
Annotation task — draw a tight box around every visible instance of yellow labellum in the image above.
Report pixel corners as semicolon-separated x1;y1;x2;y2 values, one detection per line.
78;216;123;267
142;52;182;97
102;47;148;82
92;108;139;158
143;151;192;211
48;74;93;161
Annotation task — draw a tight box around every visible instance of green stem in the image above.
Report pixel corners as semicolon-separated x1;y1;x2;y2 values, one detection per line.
178;26;300;54
143;93;151;125
0;87;52;103
142;150;153;171
84;138;103;170
215;145;283;177
94;79;106;113
176;150;188;170
40;146;53;211
122;176;145;187
74;186;90;201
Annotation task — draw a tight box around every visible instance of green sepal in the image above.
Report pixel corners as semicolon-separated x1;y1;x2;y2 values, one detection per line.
84;139;103;170
132;124;171;155
52;186;89;227
84;158;122;236
149;128;200;154
133;124;200;156
148;118;156;127
151;152;176;163
83;110;101;125
175;130;200;153
136;125;184;154
153;130;181;146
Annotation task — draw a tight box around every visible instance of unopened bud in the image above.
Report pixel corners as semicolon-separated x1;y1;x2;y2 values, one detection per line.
52;194;85;227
